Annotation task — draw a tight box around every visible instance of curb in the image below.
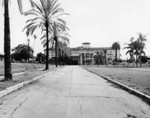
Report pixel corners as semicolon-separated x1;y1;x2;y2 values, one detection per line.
84;68;150;105
0;70;54;98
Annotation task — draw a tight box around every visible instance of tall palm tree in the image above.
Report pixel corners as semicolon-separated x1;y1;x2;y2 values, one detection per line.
111;42;120;62
3;0;12;81
53;21;69;67
23;0;68;70
2;0;23;81
40;20;69;67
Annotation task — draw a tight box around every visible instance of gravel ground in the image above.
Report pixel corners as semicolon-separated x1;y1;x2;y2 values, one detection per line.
83;65;150;96
0;62;55;91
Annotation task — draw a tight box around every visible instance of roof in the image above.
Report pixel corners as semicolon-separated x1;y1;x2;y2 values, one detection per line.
70;54;80;57
82;42;91;44
70;47;112;51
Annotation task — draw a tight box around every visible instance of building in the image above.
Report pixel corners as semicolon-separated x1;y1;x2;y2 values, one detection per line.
70;42;120;65
45;48;67;59
45;42;120;65
48;48;56;59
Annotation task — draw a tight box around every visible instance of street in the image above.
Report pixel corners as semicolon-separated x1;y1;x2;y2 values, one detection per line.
0;66;150;118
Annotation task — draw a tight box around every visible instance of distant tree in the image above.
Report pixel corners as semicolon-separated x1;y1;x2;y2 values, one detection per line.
137;33;147;67
124;34;147;67
112;42;120;62
124;37;135;67
93;53;105;65
141;56;148;63
36;52;45;63
12;44;33;62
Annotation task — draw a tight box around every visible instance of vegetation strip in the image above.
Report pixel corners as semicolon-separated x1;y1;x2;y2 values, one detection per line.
0;72;25;80
83;67;150;105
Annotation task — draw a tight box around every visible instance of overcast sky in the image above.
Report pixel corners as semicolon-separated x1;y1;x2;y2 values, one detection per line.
1;0;150;59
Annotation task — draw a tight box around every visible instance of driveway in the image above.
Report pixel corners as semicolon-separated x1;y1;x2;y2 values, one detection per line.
0;66;150;118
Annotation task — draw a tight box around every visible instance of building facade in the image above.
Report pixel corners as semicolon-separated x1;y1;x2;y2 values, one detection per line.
70;42;120;65
45;42;120;65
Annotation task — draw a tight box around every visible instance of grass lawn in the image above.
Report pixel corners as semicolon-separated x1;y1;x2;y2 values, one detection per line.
0;62;55;91
83;65;150;96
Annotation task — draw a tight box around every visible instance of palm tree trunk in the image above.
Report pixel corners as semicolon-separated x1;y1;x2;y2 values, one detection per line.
58;49;61;66
45;20;49;70
54;22;58;67
55;37;58;67
62;51;64;66
131;55;134;67
4;0;12;81
136;55;138;67
139;53;142;67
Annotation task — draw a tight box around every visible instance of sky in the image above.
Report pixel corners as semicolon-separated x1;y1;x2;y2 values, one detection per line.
1;0;150;59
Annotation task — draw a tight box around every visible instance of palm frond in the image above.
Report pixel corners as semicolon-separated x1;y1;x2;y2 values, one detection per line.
57;18;66;25
51;7;64;16
126;50;133;55
50;13;69;20
40;34;46;39
59;35;69;43
41;39;46;45
26;17;44;24
30;0;44;14
24;10;40;16
17;0;23;14
23;21;37;32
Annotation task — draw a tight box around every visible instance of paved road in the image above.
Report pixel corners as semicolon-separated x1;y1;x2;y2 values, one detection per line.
0;66;150;118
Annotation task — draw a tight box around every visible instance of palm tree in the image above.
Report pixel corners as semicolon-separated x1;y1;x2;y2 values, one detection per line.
112;42;120;62
41;33;69;67
23;0;68;70
137;33;147;67
133;40;140;67
57;36;69;66
3;0;12;81
40;21;69;67
2;0;23;81
124;37;135;67
53;22;69;67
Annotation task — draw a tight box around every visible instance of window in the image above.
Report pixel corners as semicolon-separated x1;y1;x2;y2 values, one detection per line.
90;53;93;58
86;53;90;58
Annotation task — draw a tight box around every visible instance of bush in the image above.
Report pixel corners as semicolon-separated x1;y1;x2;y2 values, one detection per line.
141;56;148;63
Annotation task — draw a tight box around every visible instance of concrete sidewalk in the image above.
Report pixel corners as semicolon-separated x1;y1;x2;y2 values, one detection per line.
0;66;150;118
